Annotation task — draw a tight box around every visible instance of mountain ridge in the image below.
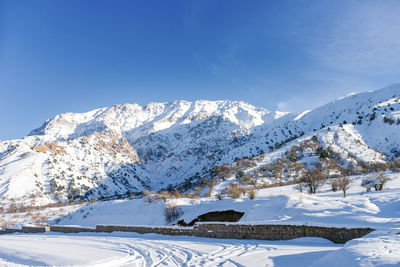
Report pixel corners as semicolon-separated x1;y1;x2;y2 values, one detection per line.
1;84;399;207
28;99;284;141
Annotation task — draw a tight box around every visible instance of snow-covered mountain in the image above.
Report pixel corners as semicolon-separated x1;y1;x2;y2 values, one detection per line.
1;84;399;207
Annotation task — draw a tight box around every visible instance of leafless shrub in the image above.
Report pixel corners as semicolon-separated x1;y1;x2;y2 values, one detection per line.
343;163;355;176
193;186;202;197
330;179;339;192
357;160;369;173
271;159;285;179
235;158;257;169
362;173;391;192
204;178;217;197
295;182;304;193
369;162;390;172
216;193;223;200
170;190;184;199
31;212;48;226
244;175;257;185
391;159;400;171
374;173;390;191
225;184;242;199
247;187;256;200
158;191;170;202
1;220;16;229
20;152;30;158
212;164;235;179
142;190;157;204
164;202;182;224
257;181;285;189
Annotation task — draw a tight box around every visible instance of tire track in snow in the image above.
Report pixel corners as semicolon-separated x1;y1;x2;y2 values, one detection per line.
0;234;284;266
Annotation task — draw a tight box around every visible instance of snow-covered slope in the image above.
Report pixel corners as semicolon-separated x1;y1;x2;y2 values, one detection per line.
0;131;150;207
49;172;400;229
245;83;400;158
1;84;400;206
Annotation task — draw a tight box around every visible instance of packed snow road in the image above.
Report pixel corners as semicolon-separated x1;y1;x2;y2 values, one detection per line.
0;232;342;266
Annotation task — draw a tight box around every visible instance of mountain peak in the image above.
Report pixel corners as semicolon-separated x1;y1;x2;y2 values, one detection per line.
28;99;276;142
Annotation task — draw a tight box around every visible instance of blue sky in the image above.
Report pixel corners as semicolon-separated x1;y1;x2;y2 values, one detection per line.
1;0;399;140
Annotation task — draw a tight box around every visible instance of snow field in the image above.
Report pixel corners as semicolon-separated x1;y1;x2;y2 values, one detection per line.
0;232;342;266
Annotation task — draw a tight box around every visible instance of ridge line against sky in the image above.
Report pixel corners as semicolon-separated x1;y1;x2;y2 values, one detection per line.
0;0;400;140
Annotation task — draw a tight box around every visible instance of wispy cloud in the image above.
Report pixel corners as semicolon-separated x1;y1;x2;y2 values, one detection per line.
185;1;399;113
277;101;289;111
309;1;400;75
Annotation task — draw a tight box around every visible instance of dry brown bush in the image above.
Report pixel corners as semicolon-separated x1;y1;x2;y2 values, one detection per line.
247;187;256;200
20;152;30;158
330;179;339;192
31;212;48;226
170;190;184;198
142;191;157;204
158;191;171;202
369;162;390;172
218;165;235;179
235;158;257;169
225;184;242;199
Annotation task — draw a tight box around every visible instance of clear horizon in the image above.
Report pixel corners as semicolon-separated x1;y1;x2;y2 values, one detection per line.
1;0;400;140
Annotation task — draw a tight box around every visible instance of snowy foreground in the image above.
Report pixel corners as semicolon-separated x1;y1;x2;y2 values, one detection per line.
1;173;400;266
0;231;399;266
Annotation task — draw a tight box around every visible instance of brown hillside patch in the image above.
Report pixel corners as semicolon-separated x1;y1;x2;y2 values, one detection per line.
33;142;66;155
48;142;66;155
33;145;49;153
90;131;140;162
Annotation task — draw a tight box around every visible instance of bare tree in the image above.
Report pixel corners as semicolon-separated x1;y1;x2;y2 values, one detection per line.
301;168;325;194
374;173;390;191
337;177;351;197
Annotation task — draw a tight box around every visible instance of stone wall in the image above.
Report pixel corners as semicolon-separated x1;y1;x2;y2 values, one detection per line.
50;226;97;233
95;223;373;244
193;224;373;244
0;226;47;234
0;224;374;243
0;228;20;235
20;226;48;233
95;225;195;236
